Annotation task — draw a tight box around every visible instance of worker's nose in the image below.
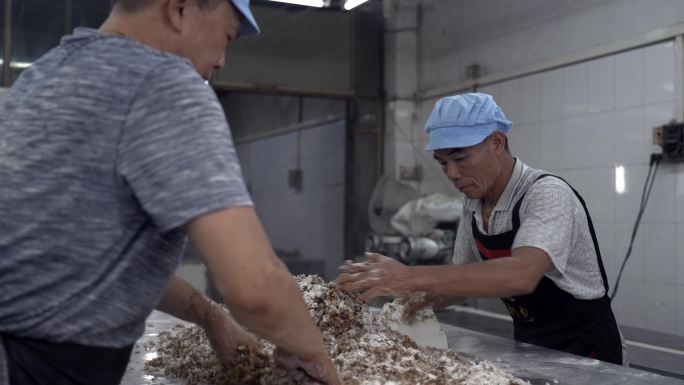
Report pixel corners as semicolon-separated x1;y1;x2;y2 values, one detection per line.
445;162;461;180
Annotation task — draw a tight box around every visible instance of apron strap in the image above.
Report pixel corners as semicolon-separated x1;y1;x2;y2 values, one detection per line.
516;174;610;295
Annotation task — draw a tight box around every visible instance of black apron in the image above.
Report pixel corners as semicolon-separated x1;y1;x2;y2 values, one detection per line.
471;174;622;365
1;334;133;385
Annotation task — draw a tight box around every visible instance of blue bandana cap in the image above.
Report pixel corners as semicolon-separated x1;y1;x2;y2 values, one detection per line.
230;0;260;37
425;93;512;151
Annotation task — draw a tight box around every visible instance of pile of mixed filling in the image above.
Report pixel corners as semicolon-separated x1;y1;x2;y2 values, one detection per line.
144;275;529;385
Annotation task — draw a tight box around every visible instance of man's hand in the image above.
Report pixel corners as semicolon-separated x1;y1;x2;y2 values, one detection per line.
274;347;340;385
155;276;261;368
204;304;260;368
187;206;339;378
337;253;415;301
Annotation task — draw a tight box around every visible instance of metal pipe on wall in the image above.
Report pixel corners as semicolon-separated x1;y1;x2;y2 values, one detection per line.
420;23;684;101
3;0;12;87
675;34;684;122
233;114;346;145
344;99;356;259
344;11;360;262
377;1;386;177
415;1;423;97
65;0;73;35
344;8;385;261
212;82;353;99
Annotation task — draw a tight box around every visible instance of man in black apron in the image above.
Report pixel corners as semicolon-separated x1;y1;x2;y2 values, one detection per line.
339;93;624;365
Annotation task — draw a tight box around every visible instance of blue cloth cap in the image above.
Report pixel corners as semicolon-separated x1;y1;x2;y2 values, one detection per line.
424;93;512;151
230;0;260;37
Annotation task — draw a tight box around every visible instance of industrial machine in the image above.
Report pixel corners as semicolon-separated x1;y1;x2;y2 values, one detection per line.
365;227;456;264
365;176;461;265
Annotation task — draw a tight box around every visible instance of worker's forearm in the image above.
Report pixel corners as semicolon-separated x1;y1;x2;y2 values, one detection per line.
412;258;540;299
426;292;466;309
187;207;328;359
156;275;218;329
221;262;326;359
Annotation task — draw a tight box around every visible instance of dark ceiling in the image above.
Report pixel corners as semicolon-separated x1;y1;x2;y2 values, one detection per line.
1;0;380;64
5;0;111;62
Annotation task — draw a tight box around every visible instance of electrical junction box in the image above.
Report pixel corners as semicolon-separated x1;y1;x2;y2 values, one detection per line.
653;120;684;162
288;168;303;193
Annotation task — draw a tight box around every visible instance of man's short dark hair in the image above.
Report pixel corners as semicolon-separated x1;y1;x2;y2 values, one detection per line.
111;0;220;13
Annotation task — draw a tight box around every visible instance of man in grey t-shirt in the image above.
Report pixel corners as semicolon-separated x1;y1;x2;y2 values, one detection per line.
339;93;623;365
0;1;339;384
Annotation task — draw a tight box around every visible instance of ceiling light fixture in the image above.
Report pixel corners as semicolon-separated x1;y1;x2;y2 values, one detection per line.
343;0;368;10
0;59;32;69
268;0;327;7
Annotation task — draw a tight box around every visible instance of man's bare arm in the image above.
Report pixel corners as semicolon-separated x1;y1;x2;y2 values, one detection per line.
156;276;259;367
339;247;551;301
415;246;552;298
186;206;339;385
156;275;219;328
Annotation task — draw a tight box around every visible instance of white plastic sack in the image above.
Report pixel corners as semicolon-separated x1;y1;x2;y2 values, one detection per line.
390;193;463;236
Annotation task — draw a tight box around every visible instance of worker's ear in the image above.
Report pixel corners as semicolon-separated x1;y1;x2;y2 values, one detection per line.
489;132;507;155
165;0;188;33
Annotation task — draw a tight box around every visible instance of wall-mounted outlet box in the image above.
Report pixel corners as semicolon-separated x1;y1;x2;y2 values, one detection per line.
288;168;303;192
652;121;684;162
465;64;482;80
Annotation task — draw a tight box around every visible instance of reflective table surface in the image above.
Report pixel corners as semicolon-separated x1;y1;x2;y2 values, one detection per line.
123;311;684;385
441;323;683;385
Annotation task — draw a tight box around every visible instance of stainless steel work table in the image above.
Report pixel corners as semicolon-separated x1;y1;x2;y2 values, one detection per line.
123;311;684;385
441;322;683;385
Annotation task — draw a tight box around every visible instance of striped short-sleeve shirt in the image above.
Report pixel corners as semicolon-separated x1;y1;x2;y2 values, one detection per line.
452;159;606;300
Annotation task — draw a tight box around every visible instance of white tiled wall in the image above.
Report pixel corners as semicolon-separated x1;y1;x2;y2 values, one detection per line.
392;41;682;336
488;41;681;336
384;99;457;197
236;121;346;280
385;0;684;337
407;41;682;336
420;0;684;92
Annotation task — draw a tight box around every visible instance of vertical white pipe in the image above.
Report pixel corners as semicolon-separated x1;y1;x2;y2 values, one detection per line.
674;35;684;122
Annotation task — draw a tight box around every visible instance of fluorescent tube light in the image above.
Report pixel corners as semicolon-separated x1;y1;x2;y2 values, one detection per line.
615;165;626;194
269;0;326;7
344;0;368;10
0;59;33;69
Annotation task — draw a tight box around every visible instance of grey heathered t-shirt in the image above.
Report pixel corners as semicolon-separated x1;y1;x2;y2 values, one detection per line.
0;28;252;379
